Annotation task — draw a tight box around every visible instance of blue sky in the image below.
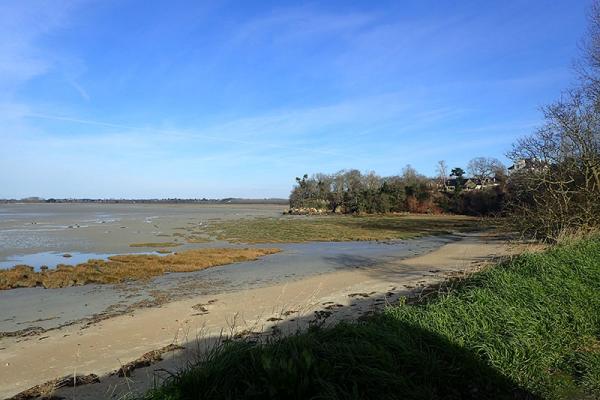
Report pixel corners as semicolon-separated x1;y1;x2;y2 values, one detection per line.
0;0;588;198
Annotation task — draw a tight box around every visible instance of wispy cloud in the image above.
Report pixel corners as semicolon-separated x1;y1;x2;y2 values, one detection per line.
0;0;87;128
23;88;465;161
0;2;77;90
23;112;343;157
65;77;90;101
230;5;375;46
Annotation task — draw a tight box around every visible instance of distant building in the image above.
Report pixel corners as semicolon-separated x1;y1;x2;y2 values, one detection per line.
439;177;500;192
508;158;548;174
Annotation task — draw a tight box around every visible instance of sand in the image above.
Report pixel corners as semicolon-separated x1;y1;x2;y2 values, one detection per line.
0;232;525;399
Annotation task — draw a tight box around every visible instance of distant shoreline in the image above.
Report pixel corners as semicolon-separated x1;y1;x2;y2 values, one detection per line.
0;198;289;205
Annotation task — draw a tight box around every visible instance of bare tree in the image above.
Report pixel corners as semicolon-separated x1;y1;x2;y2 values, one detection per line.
505;0;600;240
401;164;420;185
363;171;382;191
467;157;505;182
436;160;448;186
507;90;600;239
329;172;346;212
577;0;600;99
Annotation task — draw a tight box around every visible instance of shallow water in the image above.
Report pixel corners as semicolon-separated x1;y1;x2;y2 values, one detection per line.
0;250;175;270
0;251;113;269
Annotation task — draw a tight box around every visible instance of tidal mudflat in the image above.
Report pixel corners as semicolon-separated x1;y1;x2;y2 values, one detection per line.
0;204;494;399
0;203;287;265
0;205;481;336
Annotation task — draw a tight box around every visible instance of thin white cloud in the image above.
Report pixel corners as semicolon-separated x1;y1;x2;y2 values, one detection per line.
0;2;76;90
23;112;343;157
65;77;90;101
230;5;375;46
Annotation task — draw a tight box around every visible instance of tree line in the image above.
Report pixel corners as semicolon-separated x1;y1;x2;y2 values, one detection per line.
289;157;507;216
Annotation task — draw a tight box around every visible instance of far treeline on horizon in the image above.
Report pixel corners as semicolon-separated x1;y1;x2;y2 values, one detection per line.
0;197;289;204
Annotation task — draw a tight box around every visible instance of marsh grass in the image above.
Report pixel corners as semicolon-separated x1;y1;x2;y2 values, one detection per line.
143;237;600;400
201;214;481;243
0;248;280;290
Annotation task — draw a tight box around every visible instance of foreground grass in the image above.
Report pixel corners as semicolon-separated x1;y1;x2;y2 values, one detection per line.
144;237;600;400
201;214;480;243
0;248;280;290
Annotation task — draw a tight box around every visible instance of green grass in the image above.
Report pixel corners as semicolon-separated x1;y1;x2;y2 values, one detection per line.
143;237;600;400
200;214;480;243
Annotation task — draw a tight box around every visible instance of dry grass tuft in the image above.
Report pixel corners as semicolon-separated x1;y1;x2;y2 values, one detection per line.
9;373;100;400
155;249;173;254
0;248;280;290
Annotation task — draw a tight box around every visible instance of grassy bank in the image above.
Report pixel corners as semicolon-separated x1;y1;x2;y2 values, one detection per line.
144;237;600;399
199;214;480;243
0;248;279;290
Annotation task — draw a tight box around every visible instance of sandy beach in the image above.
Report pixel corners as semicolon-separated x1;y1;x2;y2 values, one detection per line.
0;231;522;399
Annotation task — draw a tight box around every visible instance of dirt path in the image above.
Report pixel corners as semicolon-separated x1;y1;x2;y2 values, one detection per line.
1;232;524;399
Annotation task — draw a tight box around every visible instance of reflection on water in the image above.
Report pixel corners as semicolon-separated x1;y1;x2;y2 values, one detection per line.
0;252;114;270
